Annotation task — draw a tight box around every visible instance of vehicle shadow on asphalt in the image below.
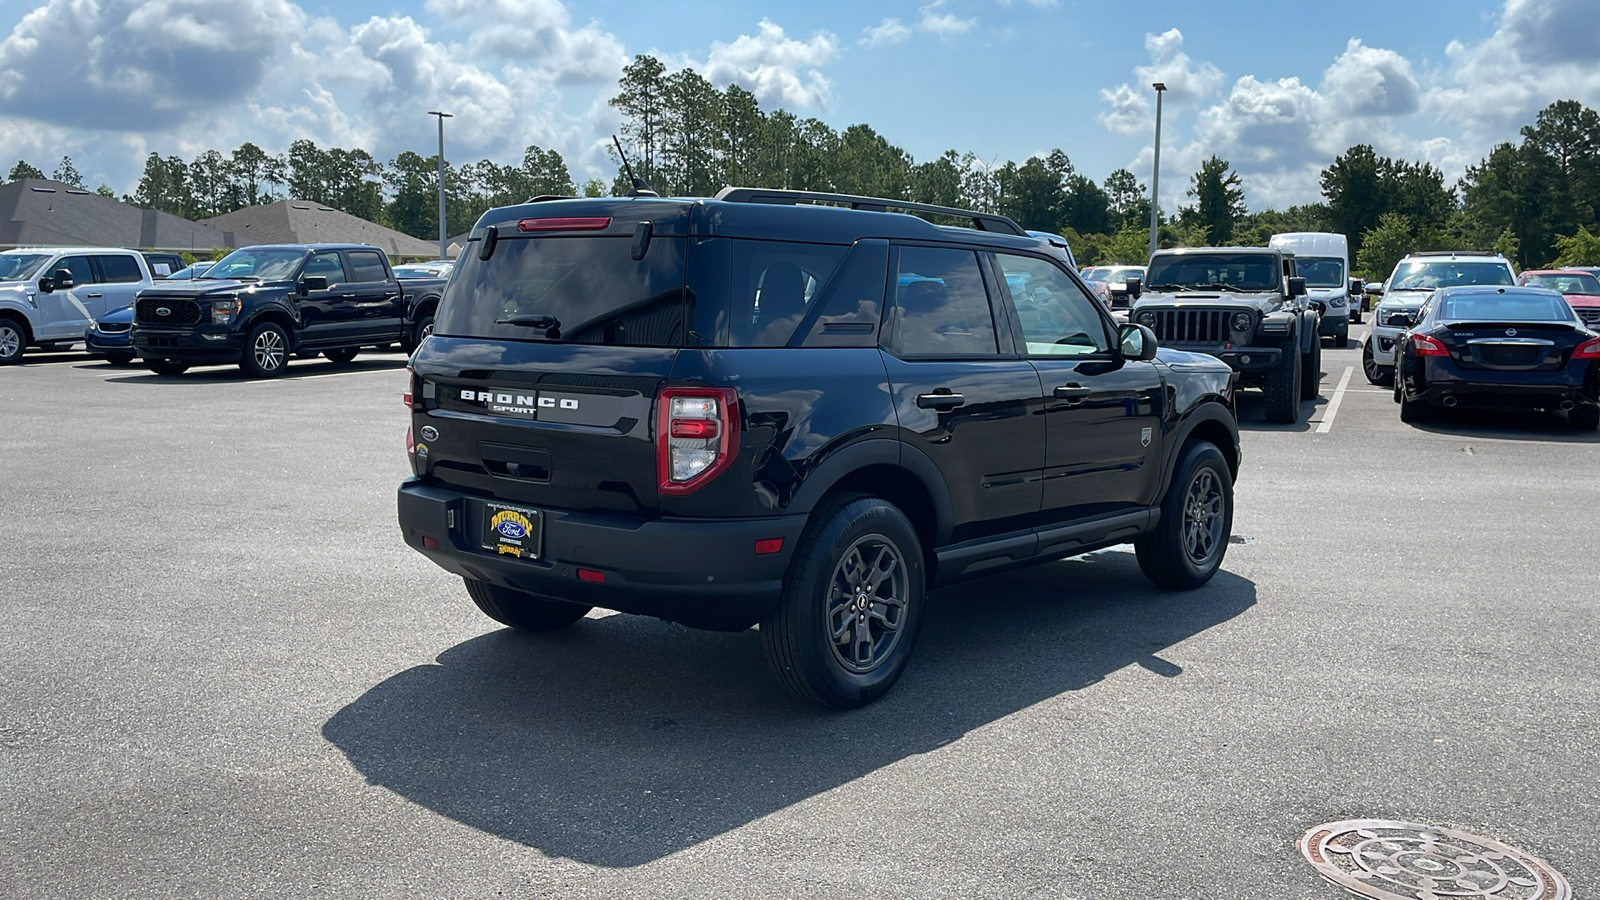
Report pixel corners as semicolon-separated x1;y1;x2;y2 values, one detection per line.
97;357;409;384
322;550;1256;868
1402;407;1600;443
1233;390;1325;432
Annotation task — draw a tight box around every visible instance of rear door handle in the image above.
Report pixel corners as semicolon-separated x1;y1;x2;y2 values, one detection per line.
86;293;103;298
1054;383;1092;402
916;392;965;411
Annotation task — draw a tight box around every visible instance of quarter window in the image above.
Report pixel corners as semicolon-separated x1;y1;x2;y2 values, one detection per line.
887;247;997;356
993;253;1111;356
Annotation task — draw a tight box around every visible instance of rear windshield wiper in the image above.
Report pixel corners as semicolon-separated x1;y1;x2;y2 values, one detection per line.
495;314;562;337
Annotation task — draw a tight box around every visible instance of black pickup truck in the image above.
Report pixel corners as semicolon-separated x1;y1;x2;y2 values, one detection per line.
132;243;448;377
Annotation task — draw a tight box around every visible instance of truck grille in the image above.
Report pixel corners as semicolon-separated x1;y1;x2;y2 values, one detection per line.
1145;309;1230;344
1577;309;1600;327
136;297;202;326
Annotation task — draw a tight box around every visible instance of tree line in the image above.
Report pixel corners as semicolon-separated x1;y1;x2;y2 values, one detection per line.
5;54;1597;274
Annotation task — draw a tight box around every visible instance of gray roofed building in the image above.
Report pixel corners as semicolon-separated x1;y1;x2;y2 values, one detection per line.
0;178;227;253
200;200;437;258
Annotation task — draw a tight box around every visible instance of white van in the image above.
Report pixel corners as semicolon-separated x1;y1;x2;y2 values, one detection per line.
1268;233;1356;347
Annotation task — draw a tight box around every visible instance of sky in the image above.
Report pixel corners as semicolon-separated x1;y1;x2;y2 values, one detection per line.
0;0;1597;213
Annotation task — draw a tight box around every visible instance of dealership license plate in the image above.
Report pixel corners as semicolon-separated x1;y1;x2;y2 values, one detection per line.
482;503;543;559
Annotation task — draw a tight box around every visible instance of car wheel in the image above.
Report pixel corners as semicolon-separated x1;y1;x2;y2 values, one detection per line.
1569;405;1600;431
105;353;136;366
240;322;291;378
146;359;189;376
1263;341;1302;424
323;347;359;364
761;496;925;709
1398;386;1431;424
1362;339;1393;386
1350;309;1362;325
1299;335;1321;401
403;314;435;354
1135;440;1233;590
0;317;25;365
463;578;592;631
1334;321;1349;348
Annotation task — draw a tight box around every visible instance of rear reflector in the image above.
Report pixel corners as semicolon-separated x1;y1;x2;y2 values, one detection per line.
422;536;439;549
577;568;605;583
754;538;784;555
519;216;611;232
670;418;719;439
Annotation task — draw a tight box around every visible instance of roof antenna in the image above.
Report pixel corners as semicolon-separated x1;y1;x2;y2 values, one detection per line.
612;135;658;197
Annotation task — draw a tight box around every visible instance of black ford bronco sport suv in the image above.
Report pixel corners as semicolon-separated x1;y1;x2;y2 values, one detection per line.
1128;246;1321;424
397;189;1241;708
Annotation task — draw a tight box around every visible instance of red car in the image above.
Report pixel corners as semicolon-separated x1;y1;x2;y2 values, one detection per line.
1519;269;1600;329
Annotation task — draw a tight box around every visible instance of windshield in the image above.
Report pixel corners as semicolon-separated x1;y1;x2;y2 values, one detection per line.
436;235;687;345
1295;257;1345;288
1521;272;1600;295
1388;260;1514;292
0;254;51;282
1145;254;1279;291
202;248;307;281
1438;292;1575;323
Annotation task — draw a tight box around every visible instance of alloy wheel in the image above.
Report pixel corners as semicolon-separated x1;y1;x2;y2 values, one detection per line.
826;534;909;674
1182;468;1225;567
0;324;20;359
253;330;286;372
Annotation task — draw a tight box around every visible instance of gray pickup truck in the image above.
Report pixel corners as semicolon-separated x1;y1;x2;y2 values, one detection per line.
0;247;159;364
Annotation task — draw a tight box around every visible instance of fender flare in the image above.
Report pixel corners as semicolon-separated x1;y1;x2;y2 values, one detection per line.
785;438;955;547
1299;310;1319;354
1156;401;1240;504
244;303;301;347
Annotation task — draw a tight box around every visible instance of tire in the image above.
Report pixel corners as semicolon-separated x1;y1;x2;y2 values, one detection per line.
761;497;926;709
1569;405;1600;431
147;359;189;376
0;317;25;365
1262;342;1302;424
403;313;435;354
463;578;592;631
105;353;136;366
1350;308;1362;325
323;347;359;364
1398;386;1431;424
1362;339;1393;386
1136;441;1233;589
1334;320;1349;348
1300;334;1321;401
239;322;291;378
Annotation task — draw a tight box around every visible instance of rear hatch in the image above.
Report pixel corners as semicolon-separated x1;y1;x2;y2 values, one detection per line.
409;200;693;517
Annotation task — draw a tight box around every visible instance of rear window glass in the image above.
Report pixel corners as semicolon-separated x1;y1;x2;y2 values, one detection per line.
1439;293;1575;322
346;250;389;282
437;235;687;346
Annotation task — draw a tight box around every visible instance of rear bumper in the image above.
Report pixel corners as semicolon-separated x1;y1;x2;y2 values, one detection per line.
1411;359;1599;409
133;326;243;361
397;478;807;630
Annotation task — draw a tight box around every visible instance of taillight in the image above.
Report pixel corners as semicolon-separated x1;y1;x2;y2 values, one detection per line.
403;364;415;408
1412;333;1449;357
657;387;739;495
1574;337;1600;359
406;424;415;457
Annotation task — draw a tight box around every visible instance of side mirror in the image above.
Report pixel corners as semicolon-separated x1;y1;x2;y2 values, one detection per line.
1385;312;1415;328
37;276;53;293
1119;323;1159;361
1349;278;1365;296
1123;277;1142;300
1287;276;1307;297
300;275;329;294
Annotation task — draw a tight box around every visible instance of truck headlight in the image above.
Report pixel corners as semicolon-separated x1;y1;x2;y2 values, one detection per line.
210;297;241;325
1135;310;1156;328
1230;312;1252;332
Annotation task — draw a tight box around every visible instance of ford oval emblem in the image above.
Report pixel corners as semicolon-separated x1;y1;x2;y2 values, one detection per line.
419;425;439;442
156;307;171;316
496;520;528;539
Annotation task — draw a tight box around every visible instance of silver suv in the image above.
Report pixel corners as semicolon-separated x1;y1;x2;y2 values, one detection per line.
0;247;156;364
1362;251;1518;385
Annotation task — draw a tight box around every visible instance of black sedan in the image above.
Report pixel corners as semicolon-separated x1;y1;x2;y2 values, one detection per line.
1391;284;1600;429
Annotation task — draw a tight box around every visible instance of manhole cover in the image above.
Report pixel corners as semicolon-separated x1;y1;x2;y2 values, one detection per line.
1299;820;1569;900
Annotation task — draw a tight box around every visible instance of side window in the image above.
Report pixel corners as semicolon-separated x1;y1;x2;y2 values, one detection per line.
303;252;348;283
345;250;390;283
887;246;997;356
724;240;846;347
97;255;144;284
993;253;1112;356
55;255;97;285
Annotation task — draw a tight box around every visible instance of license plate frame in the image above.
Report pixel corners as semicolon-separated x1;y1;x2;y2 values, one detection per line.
482;502;544;559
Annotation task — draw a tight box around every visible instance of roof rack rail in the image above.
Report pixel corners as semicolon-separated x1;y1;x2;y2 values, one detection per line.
1407;250;1500;257
713;187;1027;236
525;195;577;203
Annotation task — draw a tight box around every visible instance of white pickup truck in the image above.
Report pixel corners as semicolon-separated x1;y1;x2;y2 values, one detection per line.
0;247;159;364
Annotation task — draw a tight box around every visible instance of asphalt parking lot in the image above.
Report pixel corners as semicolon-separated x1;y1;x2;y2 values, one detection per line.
2;328;1597;899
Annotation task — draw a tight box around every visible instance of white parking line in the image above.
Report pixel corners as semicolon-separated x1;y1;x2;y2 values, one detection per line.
1316;366;1354;434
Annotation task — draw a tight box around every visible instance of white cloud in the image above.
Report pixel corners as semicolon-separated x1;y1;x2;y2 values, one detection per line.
1321;39;1420;118
1098;83;1152;136
860;18;912;47
918;10;977;37
702;19;838;108
1133;28;1224;104
422;0;625;84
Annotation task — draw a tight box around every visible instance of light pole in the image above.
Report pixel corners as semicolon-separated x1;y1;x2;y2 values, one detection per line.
1147;82;1166;259
425;109;451;259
